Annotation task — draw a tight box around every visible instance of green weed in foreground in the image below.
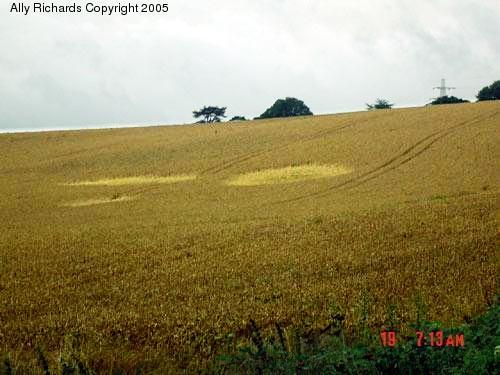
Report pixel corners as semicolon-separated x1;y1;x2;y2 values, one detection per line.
213;297;499;374
1;298;498;373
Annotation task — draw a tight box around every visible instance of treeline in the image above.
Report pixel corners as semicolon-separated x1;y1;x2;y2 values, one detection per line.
192;80;500;123
192;97;312;124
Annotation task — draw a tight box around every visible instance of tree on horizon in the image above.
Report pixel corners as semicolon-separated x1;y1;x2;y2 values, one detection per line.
366;99;394;110
430;96;469;105
229;116;247;121
477;80;500;101
256;97;313;119
193;106;227;123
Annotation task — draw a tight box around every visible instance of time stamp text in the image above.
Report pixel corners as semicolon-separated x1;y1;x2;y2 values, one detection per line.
380;331;465;348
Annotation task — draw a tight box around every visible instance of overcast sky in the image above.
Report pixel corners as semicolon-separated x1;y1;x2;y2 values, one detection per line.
1;0;499;131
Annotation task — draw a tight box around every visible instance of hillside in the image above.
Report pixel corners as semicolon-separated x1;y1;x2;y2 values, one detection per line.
0;101;498;371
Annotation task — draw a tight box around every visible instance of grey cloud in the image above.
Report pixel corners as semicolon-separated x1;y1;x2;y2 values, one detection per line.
1;0;499;131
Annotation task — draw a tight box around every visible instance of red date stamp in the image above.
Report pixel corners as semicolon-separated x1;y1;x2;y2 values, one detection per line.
380;331;398;347
380;331;465;347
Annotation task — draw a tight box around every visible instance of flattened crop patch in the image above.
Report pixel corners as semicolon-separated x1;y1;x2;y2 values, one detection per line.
62;196;134;207
65;175;197;186
226;164;352;186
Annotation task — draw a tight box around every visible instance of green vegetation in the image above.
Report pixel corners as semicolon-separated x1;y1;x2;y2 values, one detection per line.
214;298;499;374
366;99;394;110
2;298;497;373
431;96;469;105
193;105;227;123
256;97;313;119
230;116;247;121
477;80;500;101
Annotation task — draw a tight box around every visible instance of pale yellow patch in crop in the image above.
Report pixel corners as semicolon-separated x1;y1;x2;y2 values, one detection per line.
226;164;352;186
66;175;197;186
62;196;134;207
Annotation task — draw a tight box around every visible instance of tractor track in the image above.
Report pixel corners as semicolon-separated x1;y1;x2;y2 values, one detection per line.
119;114;383;198
101;109;498;203
271;110;499;205
199;112;391;176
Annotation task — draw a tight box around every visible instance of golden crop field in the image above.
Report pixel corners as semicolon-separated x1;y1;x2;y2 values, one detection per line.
0;101;499;372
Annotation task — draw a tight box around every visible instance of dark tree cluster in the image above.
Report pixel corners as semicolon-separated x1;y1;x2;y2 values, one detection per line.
430;96;469;105
366;99;394;110
255;97;313;119
477;80;500;101
229;116;247;121
193;106;227;123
